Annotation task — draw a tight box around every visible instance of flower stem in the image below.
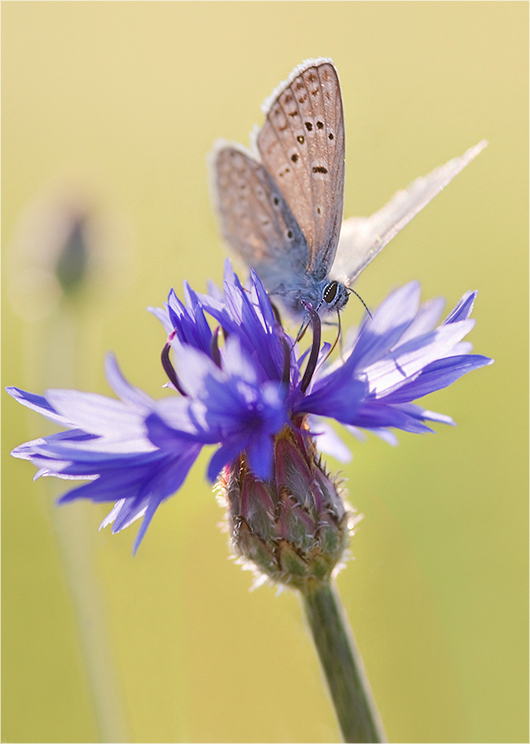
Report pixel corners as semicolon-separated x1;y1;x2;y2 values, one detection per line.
301;582;386;743
26;306;128;742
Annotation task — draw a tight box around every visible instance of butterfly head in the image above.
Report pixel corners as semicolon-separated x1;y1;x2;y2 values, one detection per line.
285;278;349;322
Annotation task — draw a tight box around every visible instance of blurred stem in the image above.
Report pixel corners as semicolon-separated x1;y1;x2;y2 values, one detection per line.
27;302;128;743
300;582;386;743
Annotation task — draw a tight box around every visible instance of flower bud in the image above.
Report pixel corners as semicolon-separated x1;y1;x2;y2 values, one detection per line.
218;418;353;591
54;213;89;295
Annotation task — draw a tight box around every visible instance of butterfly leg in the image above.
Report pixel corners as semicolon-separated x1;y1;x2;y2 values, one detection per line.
295;320;310;345
322;311;342;363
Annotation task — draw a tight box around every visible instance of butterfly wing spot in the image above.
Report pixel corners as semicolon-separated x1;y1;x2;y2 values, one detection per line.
316;121;324;129
312;166;329;174
297;135;305;144
291;153;299;163
305;121;313;131
272;105;289;133
328;133;334;140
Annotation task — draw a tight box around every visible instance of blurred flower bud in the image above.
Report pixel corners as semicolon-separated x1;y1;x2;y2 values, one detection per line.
219;418;354;592
7;179;135;321
54;213;89;295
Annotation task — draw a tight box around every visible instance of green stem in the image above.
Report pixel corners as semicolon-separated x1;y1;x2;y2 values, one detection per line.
301;582;386;743
27;306;128;742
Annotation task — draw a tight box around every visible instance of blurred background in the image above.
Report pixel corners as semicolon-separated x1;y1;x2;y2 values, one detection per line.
2;3;527;743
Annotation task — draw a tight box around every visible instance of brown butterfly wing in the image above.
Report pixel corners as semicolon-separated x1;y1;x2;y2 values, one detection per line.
257;59;345;281
212;145;311;297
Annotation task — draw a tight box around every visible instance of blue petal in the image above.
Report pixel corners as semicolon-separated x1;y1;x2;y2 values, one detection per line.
147;304;174;334
250;268;278;330
132;496;164;554
45;389;148;439
207;439;244;482
195;261;286;384
246;434;274;481
363;320;476;397
348;282;421;370
300;376;367;424
349;401;435;433
443;291;477;324
383;354;493;403
295;351;367;424
397;297;446;344
104;354;154;411
6;387;75;427
309;417;353;463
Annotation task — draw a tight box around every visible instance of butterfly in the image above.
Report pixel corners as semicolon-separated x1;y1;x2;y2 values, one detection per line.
211;57;487;321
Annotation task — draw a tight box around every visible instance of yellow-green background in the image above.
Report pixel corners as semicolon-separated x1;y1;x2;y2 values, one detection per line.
2;3;527;743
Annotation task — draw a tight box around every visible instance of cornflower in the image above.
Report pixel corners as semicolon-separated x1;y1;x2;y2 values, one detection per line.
7;260;492;742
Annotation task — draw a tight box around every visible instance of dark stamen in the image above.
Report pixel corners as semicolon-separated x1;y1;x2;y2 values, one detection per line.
161;331;187;396
280;337;292;386
270;300;283;326
300;302;321;393
210;327;222;368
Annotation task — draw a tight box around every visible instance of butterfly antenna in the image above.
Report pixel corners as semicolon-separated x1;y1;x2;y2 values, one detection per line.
347;287;373;319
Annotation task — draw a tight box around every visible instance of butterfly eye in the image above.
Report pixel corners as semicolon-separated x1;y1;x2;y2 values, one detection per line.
323;281;338;304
